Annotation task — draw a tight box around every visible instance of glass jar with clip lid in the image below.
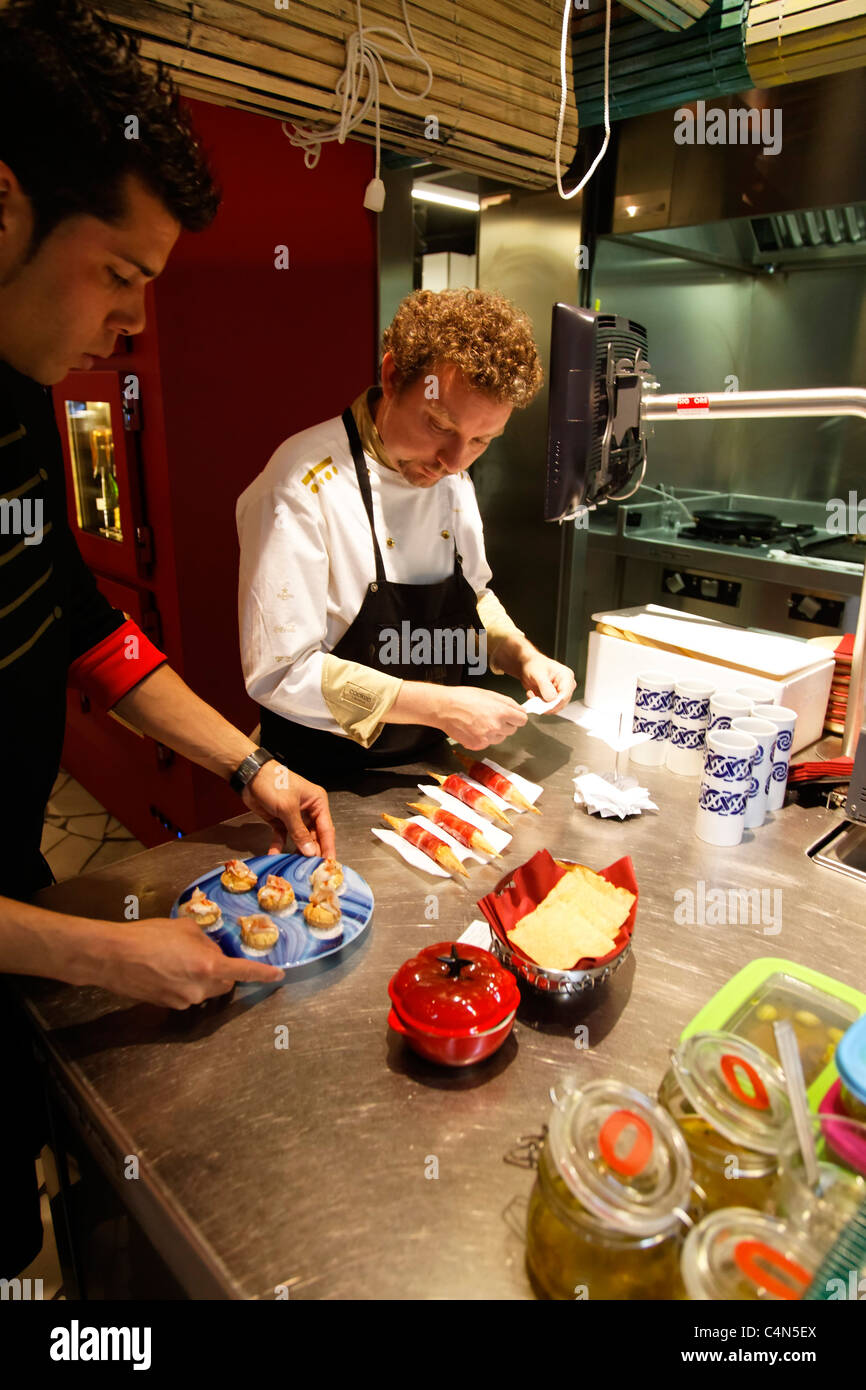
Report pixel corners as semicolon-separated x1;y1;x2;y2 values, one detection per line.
658;1032;793;1214
525;1075;698;1300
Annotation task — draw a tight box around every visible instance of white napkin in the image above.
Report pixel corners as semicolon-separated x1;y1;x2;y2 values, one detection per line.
416;785;512;853
477;758;543;810
458;918;496;949
556;701;650;752
372;815;478;877
573;770;658;819
522;693;561;715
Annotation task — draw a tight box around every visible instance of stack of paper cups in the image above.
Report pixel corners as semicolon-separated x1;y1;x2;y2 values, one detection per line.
753;705;798;811
667;680;714;777
630;671;673;767
696;728;758;846
731;715;779;829
708;691;753;733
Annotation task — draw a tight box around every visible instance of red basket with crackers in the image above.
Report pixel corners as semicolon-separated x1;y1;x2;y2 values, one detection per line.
477;849;638;995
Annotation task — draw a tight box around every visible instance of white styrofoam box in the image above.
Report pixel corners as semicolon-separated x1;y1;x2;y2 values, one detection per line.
584;606;834;754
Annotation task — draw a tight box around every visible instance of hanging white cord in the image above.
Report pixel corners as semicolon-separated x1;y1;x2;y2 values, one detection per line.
282;0;433;187
555;0;613;200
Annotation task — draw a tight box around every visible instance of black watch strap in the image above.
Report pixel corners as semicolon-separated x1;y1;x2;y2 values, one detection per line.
230;746;276;795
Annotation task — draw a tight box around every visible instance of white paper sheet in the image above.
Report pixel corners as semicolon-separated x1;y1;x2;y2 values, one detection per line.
522;693;562;715
478;758;543;808
458;918;495;949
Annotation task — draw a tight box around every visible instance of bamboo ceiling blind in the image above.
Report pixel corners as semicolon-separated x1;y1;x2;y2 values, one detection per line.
745;0;866;85
102;0;579;188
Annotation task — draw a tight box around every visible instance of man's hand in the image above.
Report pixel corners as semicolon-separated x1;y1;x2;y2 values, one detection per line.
242;761;336;858
92;918;284;1009
517;650;576;715
431;686;528;749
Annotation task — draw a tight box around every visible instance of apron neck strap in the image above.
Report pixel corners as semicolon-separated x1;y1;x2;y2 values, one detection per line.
342;406;387;585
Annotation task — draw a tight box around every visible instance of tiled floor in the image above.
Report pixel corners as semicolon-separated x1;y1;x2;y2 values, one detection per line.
42;770;146;881
15;772;145;1294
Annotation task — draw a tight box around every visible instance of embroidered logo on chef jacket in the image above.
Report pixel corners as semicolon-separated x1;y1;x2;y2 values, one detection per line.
344;682;376;712
302;457;338;493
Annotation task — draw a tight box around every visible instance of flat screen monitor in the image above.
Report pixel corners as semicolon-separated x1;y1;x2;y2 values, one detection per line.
545;303;649;522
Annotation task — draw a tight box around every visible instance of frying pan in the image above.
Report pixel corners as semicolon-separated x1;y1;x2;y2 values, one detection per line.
692;509;779;539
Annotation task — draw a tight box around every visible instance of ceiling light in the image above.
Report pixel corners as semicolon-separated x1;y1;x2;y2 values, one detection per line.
412;185;481;212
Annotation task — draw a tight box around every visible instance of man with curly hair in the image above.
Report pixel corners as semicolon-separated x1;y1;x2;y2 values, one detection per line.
238;288;576;777
0;0;335;1274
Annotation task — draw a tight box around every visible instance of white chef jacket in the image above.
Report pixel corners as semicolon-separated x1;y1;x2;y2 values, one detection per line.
236;390;523;746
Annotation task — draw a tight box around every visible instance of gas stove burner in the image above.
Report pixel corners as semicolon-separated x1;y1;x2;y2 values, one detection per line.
678;525;768;549
683;511;818;550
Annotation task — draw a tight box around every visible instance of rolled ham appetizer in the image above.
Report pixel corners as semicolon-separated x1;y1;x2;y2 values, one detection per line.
381;814;469;877
407;801;500;858
425;772;512;828
454;752;540;814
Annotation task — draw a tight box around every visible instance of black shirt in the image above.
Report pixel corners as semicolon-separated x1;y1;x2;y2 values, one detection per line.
0;360;126;901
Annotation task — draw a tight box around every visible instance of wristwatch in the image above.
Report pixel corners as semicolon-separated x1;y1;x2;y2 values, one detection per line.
230;746;276;795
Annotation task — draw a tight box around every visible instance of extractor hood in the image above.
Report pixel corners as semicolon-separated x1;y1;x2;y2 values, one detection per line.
622;202;866;274
608;68;866;266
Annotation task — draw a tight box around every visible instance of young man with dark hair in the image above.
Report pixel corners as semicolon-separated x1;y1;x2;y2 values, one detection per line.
0;0;335;1275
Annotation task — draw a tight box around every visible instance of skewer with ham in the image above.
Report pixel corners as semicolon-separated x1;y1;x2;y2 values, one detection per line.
406;801;501;858
425;772;512;828
453;752;540;814
381;814;469;877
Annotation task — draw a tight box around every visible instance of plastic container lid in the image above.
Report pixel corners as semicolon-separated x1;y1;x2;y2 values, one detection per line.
548;1078;693;1238
836;1016;866;1107
681;1208;820;1301
387;941;520;1036
671;1032;792;1154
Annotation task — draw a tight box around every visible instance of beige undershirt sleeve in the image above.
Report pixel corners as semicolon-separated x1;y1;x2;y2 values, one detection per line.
321;594;524;741
321;655;404;747
476;590;526;676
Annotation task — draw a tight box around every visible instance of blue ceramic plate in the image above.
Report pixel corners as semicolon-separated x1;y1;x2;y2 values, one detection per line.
170;855;373;968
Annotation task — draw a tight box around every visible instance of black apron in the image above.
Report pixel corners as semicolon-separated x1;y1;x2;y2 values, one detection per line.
260;407;484;779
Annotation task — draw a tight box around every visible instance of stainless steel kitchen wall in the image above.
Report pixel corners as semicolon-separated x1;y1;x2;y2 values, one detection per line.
592;237;866;503
475;190;581;661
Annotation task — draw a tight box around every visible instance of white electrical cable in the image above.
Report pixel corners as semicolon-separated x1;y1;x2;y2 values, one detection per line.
282;0;432;194
555;0;613;200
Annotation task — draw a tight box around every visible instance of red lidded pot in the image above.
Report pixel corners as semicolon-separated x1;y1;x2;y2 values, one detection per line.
388;941;520;1067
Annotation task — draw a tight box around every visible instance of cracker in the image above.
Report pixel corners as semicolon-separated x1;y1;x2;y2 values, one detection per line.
507;865;634;971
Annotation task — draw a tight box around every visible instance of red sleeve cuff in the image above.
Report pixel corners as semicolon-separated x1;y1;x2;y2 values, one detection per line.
68;618;167;708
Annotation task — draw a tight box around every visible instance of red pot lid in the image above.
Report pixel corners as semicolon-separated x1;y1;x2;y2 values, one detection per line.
388;941;520;1036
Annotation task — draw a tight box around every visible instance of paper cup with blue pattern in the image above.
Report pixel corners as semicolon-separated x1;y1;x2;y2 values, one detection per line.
630;670;674;767
666;679;714;777
732;715;779;829
753;705;798;811
695;728;758;846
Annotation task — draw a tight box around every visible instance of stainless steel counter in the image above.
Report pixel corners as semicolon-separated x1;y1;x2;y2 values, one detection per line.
19;720;866;1300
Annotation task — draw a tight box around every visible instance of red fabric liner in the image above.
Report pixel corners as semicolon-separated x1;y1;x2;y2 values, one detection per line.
476;848;639;972
68;618;167;709
835;633;855;659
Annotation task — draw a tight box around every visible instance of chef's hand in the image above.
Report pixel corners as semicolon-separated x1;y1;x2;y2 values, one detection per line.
242;761;336;858
434;686;528;749
518;650;576;715
95;919;284;1009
